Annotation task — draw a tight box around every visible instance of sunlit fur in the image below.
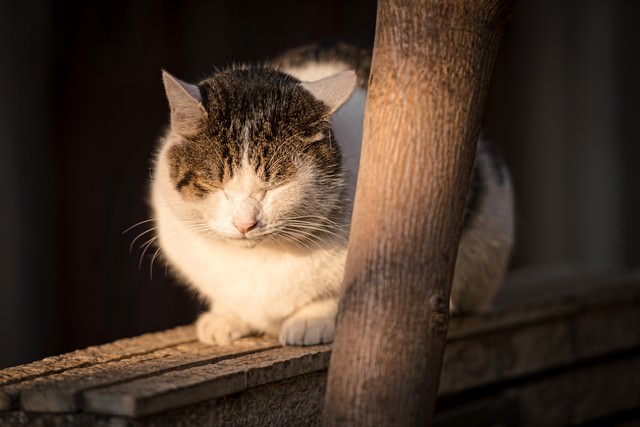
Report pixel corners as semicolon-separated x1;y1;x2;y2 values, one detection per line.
147;45;514;346
153;137;349;343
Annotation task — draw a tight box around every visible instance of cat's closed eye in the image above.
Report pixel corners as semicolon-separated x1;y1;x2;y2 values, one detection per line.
251;189;267;199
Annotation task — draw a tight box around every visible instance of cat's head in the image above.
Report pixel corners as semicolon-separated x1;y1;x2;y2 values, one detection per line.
158;67;356;248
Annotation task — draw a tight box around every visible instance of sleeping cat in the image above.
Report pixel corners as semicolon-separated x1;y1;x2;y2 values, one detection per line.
150;43;514;346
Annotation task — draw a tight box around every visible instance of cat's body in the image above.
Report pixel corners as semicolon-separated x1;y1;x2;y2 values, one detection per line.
150;44;514;346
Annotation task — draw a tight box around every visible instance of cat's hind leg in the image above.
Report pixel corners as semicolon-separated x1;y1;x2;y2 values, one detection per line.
279;299;338;346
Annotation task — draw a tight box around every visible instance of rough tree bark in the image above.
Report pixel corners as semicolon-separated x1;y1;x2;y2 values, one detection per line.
323;1;515;426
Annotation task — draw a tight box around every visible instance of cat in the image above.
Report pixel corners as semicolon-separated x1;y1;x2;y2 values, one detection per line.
149;43;514;346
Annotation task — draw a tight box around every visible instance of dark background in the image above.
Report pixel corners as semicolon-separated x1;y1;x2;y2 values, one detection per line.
1;0;639;368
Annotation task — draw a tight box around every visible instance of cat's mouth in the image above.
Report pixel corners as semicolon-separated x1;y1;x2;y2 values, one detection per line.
225;234;262;248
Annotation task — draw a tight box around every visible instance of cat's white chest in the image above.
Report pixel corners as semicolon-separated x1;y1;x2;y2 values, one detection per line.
154;194;346;333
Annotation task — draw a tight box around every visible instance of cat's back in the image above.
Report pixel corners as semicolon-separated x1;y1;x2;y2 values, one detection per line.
272;42;371;87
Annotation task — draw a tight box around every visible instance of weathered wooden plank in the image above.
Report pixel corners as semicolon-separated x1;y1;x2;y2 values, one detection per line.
16;337;278;413
496;271;640;311
511;352;640;427
434;352;640;427
0;393;8;414
448;272;640;339
442;313;574;394
433;396;519;427
82;295;640;418
83;345;330;417
0;372;328;427
0;326;195;386
3;352;639;427
572;304;640;359
245;344;330;388
0;325;196;411
1;271;639;425
441;304;640;394
127;371;328;427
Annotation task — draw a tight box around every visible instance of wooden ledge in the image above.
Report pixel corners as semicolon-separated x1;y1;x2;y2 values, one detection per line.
1;270;640;426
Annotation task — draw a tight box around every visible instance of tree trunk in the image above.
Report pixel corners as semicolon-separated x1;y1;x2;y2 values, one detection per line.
323;1;515;425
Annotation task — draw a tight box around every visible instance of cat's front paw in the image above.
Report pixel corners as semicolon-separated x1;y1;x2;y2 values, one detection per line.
279;299;337;346
195;311;250;346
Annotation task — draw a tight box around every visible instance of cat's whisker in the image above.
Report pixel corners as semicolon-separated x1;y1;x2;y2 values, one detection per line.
185;225;218;238
271;227;327;252
129;227;158;253
150;246;163;282
289;221;346;234
282;221;348;241
286;214;344;224
289;224;339;241
139;236;158;270
123;219;155;234
285;217;347;228
284;228;345;243
276;231;317;252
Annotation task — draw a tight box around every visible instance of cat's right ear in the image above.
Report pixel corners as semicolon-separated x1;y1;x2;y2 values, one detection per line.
300;70;357;115
162;70;207;136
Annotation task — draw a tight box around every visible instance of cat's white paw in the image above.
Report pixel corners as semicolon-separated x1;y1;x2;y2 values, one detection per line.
279;299;337;346
195;311;250;346
280;315;335;346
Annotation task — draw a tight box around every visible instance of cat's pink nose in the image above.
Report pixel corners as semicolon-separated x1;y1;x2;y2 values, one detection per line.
232;219;257;234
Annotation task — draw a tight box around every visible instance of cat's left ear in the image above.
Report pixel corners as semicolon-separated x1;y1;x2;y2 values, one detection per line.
301;70;357;115
162;70;207;136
